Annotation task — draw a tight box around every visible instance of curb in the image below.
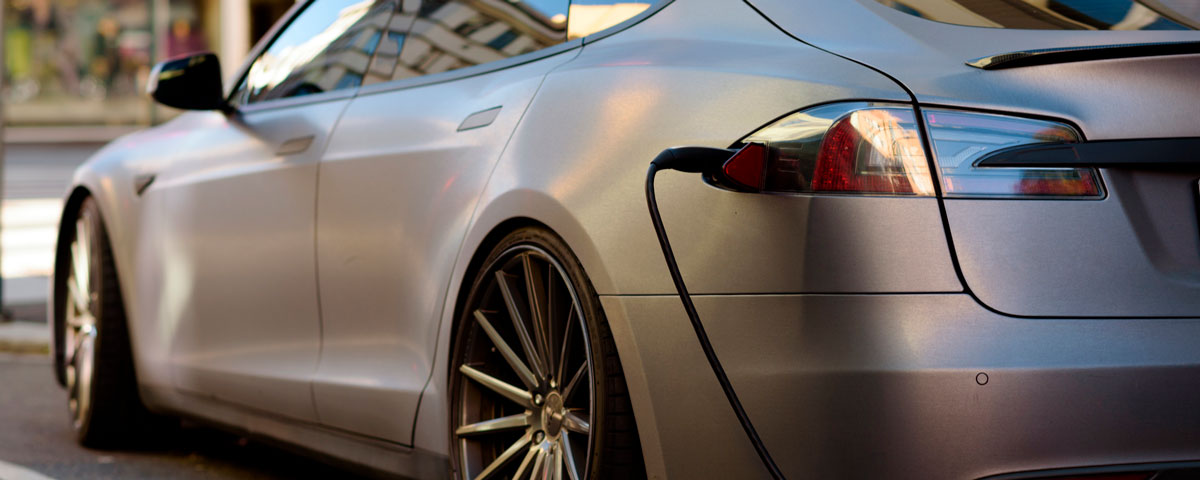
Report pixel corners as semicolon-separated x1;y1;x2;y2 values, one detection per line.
0;321;50;355
0;339;49;355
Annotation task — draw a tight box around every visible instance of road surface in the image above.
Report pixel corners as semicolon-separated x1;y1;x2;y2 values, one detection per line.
0;352;369;479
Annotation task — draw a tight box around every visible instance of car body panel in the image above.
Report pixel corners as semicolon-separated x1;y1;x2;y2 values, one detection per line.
748;0;1200;317
946;172;1200;318
142;97;352;422
452;0;954;297
747;0;1200;138
310;43;581;445
607;293;1200;479
412;0;956;461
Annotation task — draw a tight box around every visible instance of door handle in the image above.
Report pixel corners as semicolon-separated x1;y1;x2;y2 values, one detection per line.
457;106;502;132
277;135;315;155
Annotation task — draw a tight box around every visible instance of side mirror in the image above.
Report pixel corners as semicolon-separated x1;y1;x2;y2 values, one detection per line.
147;52;227;111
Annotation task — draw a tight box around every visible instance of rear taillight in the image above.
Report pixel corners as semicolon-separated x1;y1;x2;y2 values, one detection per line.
812;108;933;194
726;103;1102;199
732;102;935;196
924;108;1103;198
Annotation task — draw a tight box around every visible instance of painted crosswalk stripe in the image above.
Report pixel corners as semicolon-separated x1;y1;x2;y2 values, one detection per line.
0;460;57;480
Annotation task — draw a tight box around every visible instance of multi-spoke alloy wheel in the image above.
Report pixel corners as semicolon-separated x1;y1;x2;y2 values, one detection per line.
65;212;99;430
56;198;153;447
451;228;645;480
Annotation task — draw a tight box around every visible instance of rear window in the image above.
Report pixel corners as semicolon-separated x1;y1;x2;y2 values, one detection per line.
876;0;1200;30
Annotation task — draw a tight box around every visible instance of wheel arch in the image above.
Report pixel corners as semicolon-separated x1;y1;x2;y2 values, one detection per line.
441;208;651;477
422;187;658;464
446;188;619;360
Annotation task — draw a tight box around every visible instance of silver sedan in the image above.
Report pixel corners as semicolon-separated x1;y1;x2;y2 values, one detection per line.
51;0;1200;478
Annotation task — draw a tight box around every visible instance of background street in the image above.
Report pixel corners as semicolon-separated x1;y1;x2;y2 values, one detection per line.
2;141;98;302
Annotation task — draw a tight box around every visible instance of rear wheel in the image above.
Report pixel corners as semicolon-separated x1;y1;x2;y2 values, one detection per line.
450;227;645;479
62;198;154;447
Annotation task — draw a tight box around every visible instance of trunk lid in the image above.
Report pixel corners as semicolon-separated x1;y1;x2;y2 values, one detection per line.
748;0;1200;316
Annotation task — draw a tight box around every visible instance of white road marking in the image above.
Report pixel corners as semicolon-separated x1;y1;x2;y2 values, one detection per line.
0;459;57;480
2;198;62;278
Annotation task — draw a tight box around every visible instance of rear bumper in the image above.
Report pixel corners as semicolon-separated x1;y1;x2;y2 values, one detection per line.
601;293;1200;480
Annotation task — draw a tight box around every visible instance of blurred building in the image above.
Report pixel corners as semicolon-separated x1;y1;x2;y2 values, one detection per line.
2;0;645;133
3;0;293;130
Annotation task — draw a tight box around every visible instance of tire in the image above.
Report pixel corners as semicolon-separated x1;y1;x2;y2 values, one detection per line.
450;227;646;479
61;198;155;448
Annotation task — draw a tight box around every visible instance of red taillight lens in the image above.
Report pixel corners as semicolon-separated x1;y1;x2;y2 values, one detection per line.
721;143;767;190
812;115;872;191
1015;169;1100;196
733;103;935;196
811;110;929;194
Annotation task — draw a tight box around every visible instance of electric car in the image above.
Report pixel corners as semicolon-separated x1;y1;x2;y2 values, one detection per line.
52;0;1200;478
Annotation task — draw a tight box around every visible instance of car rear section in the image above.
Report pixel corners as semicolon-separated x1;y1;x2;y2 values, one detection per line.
812;0;1200;320
615;0;1200;478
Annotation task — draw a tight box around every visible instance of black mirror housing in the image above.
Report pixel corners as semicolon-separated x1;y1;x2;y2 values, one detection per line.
147;53;226;111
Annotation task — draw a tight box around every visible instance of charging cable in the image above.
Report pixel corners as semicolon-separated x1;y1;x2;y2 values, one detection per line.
645;147;787;480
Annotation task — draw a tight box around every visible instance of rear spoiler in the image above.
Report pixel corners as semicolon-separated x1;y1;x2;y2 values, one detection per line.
976;138;1200;168
966;41;1200;70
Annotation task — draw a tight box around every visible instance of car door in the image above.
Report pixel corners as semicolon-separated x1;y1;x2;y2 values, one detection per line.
311;0;576;443
144;0;400;422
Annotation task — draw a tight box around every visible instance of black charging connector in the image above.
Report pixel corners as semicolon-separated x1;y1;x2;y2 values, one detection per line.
645;147;787;480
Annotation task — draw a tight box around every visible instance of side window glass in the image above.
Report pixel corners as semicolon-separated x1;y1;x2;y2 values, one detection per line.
377;0;568;81
362;0;418;85
233;0;403;105
567;0;652;39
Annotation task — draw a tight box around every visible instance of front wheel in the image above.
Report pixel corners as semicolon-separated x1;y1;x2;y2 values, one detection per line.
450;227;645;479
61;198;155;447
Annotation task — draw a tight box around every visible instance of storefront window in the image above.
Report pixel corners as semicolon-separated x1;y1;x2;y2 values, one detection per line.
1;0;292;128
6;0;152;126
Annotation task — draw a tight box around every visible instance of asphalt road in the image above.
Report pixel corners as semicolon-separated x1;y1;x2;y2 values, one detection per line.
0;352;368;480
